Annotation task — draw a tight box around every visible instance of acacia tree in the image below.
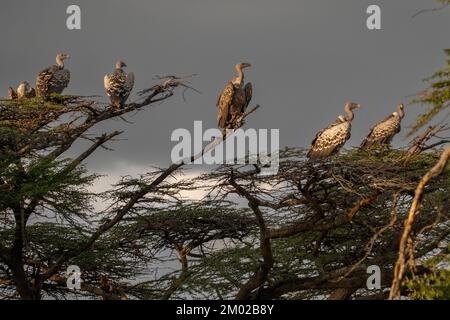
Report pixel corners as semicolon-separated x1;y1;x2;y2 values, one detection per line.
1;76;449;301
1;4;449;299
0;74;261;300
118;147;446;300
98;48;450;300
393;47;450;299
392;4;450;296
0;76;203;300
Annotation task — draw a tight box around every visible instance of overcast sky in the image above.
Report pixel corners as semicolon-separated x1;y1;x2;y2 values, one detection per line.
1;0;449;182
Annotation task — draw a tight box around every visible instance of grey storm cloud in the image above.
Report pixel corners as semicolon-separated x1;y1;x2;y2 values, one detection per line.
1;0;449;175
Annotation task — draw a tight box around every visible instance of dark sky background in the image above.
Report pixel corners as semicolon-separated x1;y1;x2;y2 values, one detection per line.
1;0;449;188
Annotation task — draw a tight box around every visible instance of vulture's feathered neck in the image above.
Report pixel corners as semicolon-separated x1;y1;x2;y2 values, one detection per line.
56;56;65;69
115;66;126;74
344;105;355;121
233;66;244;85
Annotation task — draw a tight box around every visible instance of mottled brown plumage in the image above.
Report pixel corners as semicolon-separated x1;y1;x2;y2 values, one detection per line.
7;87;17;100
307;102;361;160
36;53;71;97
17;81;36;99
104;60;135;108
360;104;405;149
217;63;252;129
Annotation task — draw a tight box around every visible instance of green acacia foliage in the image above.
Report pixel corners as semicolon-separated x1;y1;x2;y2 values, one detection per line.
0;75;186;299
141;148;449;300
405;247;450;299
410;49;450;135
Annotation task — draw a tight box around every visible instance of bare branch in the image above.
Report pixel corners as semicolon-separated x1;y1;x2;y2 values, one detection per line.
389;147;450;299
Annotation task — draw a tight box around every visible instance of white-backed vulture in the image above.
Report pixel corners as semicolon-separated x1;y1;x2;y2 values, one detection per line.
307;102;361;160
17;81;36;99
36;53;71;97
217;62;252;129
361;104;405;149
7;87;17;100
104;60;135;108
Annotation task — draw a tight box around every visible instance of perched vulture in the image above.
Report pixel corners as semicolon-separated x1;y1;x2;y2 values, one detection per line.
35;53;71;97
217;62;253;129
7;87;17;100
307;102;361;160
104;60;135;108
360;104;405;149
17;81;36;99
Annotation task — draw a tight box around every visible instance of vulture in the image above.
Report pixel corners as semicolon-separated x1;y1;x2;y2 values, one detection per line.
360;103;405;149
217;62;253;129
307;102;361;160
7;87;17;100
35;53;71;97
104;60;135;108
17;81;36;99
